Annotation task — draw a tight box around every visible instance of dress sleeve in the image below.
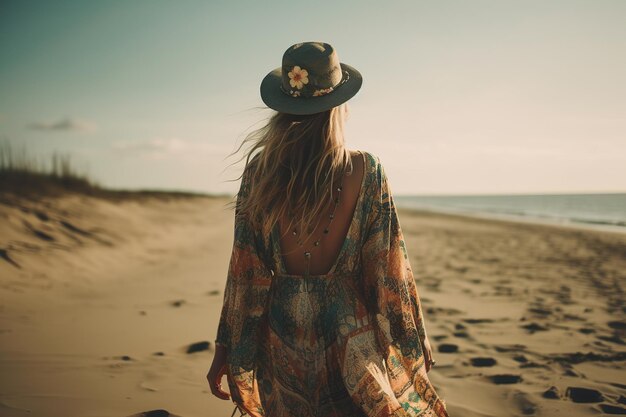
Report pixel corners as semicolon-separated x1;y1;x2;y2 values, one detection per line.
361;158;429;365
214;161;272;416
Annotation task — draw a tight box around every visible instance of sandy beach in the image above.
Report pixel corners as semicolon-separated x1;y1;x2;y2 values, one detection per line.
0;191;625;417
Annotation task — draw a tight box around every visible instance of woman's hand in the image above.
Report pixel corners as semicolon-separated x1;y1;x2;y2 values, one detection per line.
207;344;231;400
421;336;435;373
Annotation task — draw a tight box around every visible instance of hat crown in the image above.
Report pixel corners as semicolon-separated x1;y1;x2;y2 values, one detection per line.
280;42;346;98
259;41;362;115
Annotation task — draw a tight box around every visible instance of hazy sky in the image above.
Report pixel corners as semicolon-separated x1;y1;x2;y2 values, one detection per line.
1;0;624;195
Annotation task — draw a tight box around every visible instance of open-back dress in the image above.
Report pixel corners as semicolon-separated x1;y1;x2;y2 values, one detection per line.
215;151;449;417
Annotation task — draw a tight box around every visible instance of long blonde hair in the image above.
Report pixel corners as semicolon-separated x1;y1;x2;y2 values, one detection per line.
226;103;353;254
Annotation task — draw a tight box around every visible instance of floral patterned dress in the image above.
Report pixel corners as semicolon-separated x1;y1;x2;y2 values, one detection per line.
215;151;450;417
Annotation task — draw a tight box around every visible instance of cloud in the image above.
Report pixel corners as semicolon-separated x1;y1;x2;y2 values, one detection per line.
28;117;96;132
111;137;227;159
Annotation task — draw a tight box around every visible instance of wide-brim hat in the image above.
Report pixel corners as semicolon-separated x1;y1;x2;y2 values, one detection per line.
260;42;363;115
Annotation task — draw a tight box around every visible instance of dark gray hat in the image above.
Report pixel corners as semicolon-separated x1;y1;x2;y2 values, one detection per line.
260;42;363;115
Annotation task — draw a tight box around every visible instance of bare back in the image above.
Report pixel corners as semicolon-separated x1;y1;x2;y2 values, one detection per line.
277;150;366;276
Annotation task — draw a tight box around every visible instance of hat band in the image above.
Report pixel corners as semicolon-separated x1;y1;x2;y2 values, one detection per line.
280;69;350;98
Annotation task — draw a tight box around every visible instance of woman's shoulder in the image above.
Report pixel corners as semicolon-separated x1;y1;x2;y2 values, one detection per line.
355;150;386;185
352;149;382;172
351;150;389;206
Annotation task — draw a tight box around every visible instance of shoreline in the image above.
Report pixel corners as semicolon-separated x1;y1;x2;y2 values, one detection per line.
395;204;626;236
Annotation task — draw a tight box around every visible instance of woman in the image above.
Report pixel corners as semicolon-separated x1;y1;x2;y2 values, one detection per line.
207;42;449;417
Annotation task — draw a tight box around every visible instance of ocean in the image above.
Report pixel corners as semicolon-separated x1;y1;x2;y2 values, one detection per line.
394;193;626;234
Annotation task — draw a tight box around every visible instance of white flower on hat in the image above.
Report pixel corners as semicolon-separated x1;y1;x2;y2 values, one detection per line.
288;66;309;90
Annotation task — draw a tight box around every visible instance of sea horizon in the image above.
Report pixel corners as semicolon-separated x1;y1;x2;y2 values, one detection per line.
394;191;626;234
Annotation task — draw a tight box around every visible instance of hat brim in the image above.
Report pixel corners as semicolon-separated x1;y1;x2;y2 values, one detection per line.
260;63;362;115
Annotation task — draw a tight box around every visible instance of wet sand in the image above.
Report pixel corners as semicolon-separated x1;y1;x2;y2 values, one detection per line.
0;192;624;416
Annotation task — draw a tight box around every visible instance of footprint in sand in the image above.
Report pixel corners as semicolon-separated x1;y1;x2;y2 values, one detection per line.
565;386;605;403
608;320;626;333
463;318;494;324
512;354;528;363
519;322;549;333
488;374;522;384
543;386;560;399
127;410;182;417
186;341;210;353
138;381;159;392
600;404;626;414
438;343;459;353
115;355;133;361
511;391;537;415
469;357;497;367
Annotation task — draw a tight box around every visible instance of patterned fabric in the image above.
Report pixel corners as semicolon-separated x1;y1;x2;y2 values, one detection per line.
216;151;449;417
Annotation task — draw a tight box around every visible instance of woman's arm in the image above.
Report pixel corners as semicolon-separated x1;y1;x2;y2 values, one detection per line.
361;157;431;365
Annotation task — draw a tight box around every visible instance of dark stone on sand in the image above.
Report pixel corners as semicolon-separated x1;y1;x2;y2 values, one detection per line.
542;386;560;399
453;331;470;338
153;352;165;356
578;327;595;334
470;357;496;367
599;404;626;414
139;310;147;315
565;386;604;403
520;322;549;333
207;290;220;296
489;374;522;384
186;341;210;354
171;300;186;307
618;395;626;405
438;343;458;353
455;323;466;330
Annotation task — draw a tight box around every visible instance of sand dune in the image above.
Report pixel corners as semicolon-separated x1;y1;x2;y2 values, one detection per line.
0;191;624;416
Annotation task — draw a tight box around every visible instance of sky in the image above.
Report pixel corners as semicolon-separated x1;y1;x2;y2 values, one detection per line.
1;0;625;196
